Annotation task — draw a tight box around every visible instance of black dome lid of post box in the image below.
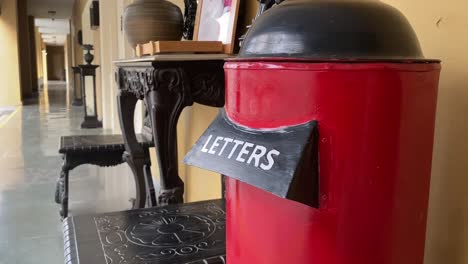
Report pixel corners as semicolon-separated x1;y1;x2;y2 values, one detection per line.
239;0;433;61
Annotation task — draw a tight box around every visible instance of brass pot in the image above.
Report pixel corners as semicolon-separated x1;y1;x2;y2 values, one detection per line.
123;0;184;48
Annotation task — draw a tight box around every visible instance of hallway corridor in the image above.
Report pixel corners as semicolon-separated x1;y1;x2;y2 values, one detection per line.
0;82;136;264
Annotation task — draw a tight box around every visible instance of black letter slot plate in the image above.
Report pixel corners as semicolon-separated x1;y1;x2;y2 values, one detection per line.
184;111;319;207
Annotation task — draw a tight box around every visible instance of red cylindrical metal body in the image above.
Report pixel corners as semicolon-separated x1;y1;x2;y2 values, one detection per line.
224;61;440;264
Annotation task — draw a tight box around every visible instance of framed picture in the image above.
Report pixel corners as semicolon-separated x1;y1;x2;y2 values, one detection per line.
193;0;241;54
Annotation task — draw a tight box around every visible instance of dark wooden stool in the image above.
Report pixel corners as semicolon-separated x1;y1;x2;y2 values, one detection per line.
63;199;226;264
55;134;156;218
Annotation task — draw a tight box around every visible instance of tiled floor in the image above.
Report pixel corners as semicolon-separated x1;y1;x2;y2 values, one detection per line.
0;82;136;264
0;107;15;125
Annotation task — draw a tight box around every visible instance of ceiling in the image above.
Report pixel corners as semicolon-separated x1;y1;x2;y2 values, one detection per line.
35;18;70;45
28;0;75;45
28;0;74;19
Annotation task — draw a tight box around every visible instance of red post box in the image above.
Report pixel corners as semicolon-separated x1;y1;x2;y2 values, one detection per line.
185;1;440;263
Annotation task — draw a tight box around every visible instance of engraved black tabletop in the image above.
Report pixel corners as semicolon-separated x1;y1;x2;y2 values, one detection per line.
63;199;226;264
59;134;153;154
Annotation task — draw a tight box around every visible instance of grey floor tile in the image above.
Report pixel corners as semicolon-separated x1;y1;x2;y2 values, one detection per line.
0;82;138;262
0;236;64;264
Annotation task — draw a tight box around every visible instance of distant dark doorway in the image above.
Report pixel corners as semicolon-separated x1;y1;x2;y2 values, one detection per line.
46;46;66;81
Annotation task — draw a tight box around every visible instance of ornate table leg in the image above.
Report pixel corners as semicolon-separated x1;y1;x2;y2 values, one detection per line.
55;167;64;204
59;156;71;218
117;62;224;207
117;91;149;209
145;68;191;205
143;148;157;207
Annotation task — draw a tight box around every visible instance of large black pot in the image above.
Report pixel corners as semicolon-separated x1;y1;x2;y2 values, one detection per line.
123;0;184;48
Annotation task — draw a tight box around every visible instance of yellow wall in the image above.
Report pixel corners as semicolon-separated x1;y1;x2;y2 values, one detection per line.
81;0;103;120
71;0;88;100
0;0;21;106
64;35;72;105
65;32;73;85
380;1;468;263
71;0;85;66
41;42;48;83
183;106;220;201
17;0;33;98
72;0;86;66
35;26;43;79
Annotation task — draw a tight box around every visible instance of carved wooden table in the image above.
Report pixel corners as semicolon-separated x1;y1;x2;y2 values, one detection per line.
115;54;226;208
63;199;226;264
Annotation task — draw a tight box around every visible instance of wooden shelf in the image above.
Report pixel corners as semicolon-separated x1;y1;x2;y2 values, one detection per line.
136;41;224;57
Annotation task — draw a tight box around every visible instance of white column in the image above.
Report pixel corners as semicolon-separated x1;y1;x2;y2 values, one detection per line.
99;0;120;130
